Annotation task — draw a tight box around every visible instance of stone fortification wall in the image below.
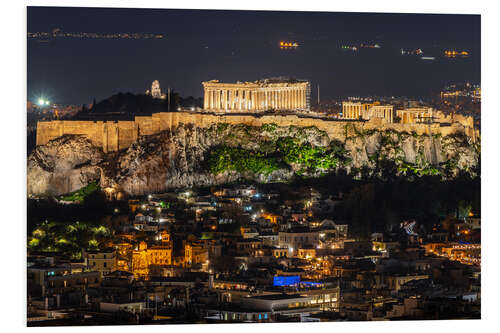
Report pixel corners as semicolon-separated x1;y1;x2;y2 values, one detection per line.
36;111;477;152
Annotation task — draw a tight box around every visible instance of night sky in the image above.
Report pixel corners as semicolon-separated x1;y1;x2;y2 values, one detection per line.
27;7;480;105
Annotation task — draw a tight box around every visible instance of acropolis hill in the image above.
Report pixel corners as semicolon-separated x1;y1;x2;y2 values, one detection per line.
28;79;480;197
36;79;478;153
36;110;478;153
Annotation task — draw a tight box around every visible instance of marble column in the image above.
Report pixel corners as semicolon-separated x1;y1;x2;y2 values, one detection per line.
256;91;260;110
205;89;208;109
233;89;236;110
300;88;304;109
295;88;298;109
300;88;307;109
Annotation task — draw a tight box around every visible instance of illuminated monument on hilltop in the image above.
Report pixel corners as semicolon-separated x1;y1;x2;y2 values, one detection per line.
146;80;166;99
202;78;311;112
35;78;478;153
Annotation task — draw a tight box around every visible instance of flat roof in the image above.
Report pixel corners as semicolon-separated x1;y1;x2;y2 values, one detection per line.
247;294;306;301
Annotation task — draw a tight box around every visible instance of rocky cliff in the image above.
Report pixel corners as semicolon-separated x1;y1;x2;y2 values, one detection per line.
27;123;480;197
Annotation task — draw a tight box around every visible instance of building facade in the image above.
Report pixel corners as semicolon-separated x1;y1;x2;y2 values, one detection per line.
83;248;117;276
131;239;173;279
363;105;394;122
396;107;434;124
279;230;320;256
342;101;394;123
202;78;310;112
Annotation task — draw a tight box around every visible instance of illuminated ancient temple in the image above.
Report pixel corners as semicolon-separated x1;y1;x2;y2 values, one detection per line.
202;78;310;112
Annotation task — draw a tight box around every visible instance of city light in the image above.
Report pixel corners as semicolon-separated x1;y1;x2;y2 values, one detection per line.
26;8;481;325
37;98;50;106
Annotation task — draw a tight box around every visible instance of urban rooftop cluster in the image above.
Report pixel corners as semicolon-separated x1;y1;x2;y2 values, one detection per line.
27;182;481;325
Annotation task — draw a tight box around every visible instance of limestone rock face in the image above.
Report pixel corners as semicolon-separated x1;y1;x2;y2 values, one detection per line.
27;135;104;196
27;124;480;197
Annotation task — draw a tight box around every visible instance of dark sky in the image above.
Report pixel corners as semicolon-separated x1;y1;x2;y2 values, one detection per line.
27;7;480;105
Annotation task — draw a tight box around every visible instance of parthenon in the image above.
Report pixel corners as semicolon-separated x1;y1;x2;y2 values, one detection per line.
202;78;310;112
